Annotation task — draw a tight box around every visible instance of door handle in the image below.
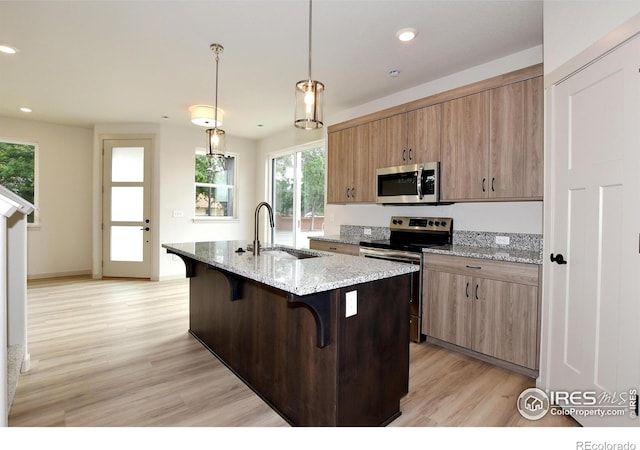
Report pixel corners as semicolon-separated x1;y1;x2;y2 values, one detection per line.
550;253;567;264
140;227;150;231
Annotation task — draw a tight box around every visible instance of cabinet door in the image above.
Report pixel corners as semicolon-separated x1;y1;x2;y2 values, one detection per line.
327;128;353;204
423;270;472;348
522;76;543;198
377;114;407;168
472;278;538;369
351;122;376;202
406;104;442;164
489;76;543;199
441;92;489;201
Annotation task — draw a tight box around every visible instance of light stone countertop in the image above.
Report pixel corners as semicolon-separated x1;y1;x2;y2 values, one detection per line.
163;240;419;297
422;244;543;265
309;236;542;265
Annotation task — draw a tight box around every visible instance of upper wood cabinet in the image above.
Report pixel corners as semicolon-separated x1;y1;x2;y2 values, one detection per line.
440;91;490;201
377;105;442;168
440;76;543;202
326;64;543;204
489;76;543;199
327;122;377;204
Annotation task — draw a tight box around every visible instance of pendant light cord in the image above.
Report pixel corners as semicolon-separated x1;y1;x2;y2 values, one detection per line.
308;0;312;80
214;49;220;126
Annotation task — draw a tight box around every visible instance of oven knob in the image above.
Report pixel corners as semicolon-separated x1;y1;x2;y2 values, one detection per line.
434;221;440;226
392;219;398;225
428;220;434;226
441;220;447;227
398;219;403;225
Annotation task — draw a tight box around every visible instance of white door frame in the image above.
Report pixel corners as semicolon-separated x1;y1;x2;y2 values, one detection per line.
94;133;158;280
540;15;640;425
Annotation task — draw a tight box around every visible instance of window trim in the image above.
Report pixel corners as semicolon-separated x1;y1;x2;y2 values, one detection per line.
0;137;39;227
193;147;239;222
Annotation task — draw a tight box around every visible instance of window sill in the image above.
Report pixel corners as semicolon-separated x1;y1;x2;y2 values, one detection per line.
192;216;239;223
27;223;41;231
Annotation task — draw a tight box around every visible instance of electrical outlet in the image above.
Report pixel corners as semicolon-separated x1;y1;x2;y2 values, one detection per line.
363;228;372;236
495;235;510;246
172;209;184;218
345;290;357;317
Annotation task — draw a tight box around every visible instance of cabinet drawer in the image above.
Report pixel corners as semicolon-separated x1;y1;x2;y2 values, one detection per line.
309;240;361;256
423;253;538;286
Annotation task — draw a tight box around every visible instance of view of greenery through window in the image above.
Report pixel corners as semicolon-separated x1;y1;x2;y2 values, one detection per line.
272;145;325;247
194;154;236;218
0;141;35;223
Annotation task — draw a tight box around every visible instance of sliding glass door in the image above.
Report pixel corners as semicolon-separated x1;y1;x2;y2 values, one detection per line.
271;142;325;248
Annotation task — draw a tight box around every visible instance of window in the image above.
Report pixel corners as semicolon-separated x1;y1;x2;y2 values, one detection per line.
194;151;237;219
0;140;37;223
270;141;325;248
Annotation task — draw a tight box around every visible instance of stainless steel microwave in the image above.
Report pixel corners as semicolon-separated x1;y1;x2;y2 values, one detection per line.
376;162;440;204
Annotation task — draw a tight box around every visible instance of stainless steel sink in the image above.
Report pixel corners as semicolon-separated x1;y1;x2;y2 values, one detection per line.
260;247;320;260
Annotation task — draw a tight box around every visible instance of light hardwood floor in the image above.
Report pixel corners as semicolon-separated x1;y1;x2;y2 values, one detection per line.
9;276;578;427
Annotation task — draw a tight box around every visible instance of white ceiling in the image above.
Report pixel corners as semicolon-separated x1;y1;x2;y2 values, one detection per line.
0;0;542;140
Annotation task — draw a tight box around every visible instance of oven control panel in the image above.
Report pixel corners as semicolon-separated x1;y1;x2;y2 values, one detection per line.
390;216;453;233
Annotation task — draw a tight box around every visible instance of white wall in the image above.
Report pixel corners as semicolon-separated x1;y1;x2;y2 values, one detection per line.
156;124;258;280
258;46;545;237
0;116;93;278
543;0;640;75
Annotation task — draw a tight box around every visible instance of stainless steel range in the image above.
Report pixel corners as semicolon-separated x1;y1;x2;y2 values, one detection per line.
359;216;453;342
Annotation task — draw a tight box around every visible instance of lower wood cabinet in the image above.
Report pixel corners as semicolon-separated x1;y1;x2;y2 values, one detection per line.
422;254;540;371
309;239;361;256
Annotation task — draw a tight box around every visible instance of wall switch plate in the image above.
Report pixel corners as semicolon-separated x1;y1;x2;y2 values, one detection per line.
363;228;372;236
172;209;184;218
496;236;510;245
345;290;357;317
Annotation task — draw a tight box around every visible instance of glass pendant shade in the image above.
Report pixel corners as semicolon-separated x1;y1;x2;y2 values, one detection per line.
207;127;226;157
295;79;324;129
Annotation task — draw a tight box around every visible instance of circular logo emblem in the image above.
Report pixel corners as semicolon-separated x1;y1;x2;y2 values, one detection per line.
517;387;550;420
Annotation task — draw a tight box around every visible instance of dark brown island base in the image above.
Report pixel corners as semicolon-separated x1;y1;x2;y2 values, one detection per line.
164;241;415;426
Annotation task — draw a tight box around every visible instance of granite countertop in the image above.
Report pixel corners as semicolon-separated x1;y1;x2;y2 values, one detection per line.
422;244;543;265
163;241;418;296
309;235;368;245
309;235;542;265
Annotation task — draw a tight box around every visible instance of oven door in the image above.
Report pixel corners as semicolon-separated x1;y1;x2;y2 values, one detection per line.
359;246;424;343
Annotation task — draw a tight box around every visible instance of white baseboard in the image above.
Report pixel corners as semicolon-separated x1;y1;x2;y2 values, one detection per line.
27;269;91;280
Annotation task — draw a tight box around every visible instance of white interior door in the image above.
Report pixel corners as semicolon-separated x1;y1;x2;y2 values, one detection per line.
544;35;640;426
102;139;152;278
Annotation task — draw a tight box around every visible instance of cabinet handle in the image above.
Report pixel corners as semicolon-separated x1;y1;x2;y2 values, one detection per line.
346;188;351;198
465;282;469;298
351;187;355;198
329;247;337;250
465;265;482;269
482;178;486;192
475;284;479;300
402;149;407;161
408;148;413;160
491;177;495;192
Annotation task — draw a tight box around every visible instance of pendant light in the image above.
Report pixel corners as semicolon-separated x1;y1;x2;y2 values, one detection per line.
294;0;324;130
206;43;226;164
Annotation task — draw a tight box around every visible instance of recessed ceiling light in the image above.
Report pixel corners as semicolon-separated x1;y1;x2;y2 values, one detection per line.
257;124;264;128
20;107;32;113
396;28;417;42
389;70;400;78
0;44;18;54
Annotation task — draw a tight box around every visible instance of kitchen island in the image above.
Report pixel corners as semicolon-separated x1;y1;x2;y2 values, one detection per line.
163;241;417;427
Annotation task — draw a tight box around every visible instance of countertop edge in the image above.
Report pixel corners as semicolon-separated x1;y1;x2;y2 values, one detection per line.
163;242;419;296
